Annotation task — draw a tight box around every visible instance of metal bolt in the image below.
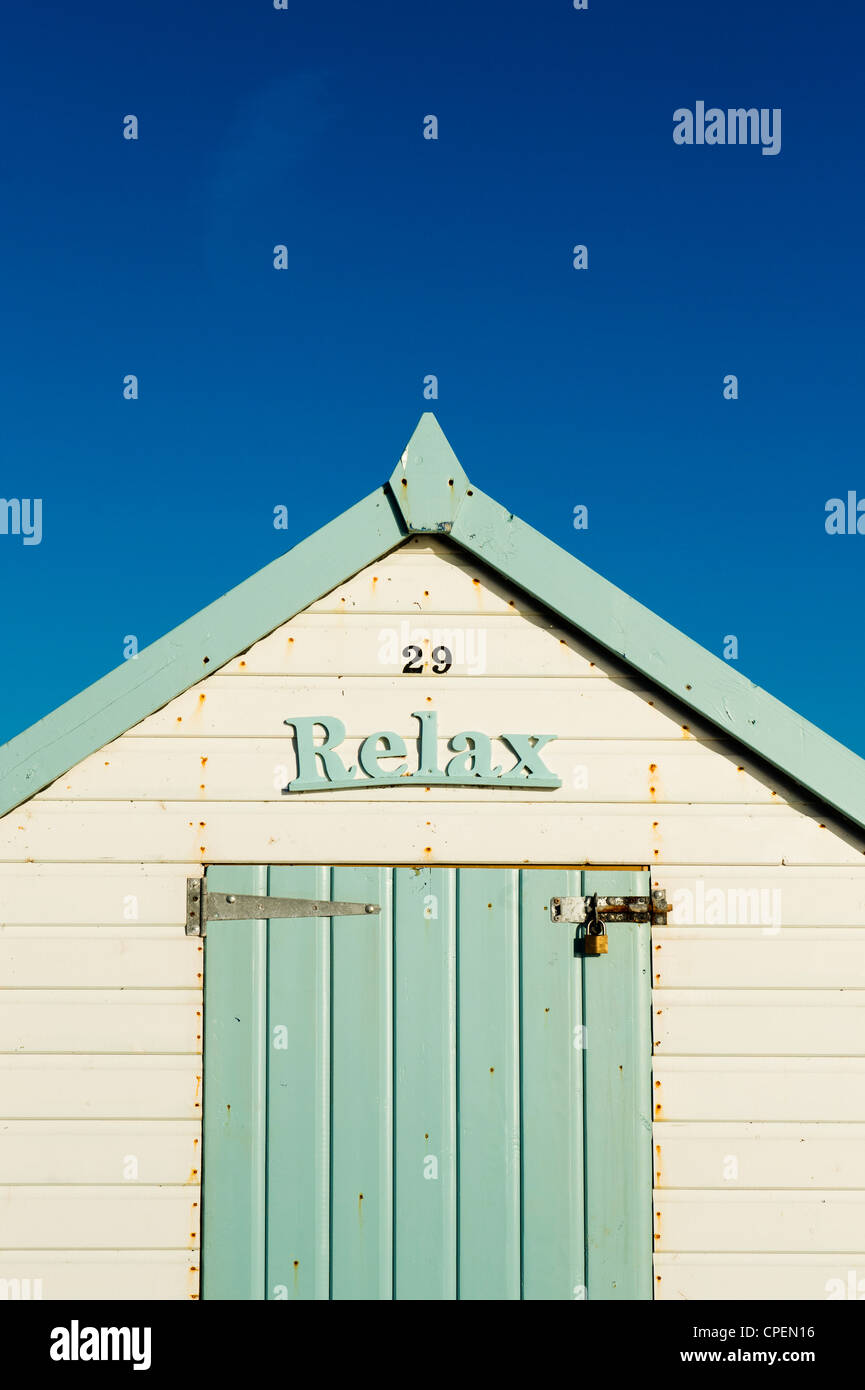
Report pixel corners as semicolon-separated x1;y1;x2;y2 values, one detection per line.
365;904;376;913
226;895;236;903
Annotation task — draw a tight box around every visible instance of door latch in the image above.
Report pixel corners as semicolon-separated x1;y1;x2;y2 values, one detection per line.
186;879;381;936
550;891;668;957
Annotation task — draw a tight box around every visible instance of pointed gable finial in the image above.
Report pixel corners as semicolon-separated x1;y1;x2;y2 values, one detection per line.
386;412;471;533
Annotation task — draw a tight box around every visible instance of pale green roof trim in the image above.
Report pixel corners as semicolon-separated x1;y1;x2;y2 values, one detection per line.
387;413;469;533
3;412;864;833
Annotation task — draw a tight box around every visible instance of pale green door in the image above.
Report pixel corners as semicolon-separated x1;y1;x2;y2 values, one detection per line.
201;865;651;1300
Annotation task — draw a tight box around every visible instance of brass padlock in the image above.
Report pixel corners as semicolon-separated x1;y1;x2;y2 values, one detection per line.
582;894;608;955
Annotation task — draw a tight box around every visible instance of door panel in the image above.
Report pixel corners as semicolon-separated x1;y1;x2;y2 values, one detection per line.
202;864;650;1301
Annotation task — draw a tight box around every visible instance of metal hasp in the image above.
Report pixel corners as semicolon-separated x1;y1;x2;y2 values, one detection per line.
551;890;668;957
185;878;381;937
550;891;669;926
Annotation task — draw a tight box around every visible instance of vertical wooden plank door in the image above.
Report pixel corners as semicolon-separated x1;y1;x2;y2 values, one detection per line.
202;865;651;1300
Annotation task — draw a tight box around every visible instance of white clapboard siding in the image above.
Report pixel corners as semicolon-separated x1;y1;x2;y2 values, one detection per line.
0;930;202;989
654;1191;865;1253
0;992;201;1054
36;737;782;805
0;1121;199;1184
656;1123;865;1189
1;801;859;866
222;612;607;677
655;867;865;927
0;1251;197;1300
0;1057;200;1120
0;1186;198;1249
1;537;864;1298
0;863;197;926
125;675;710;741
653;930;865;988
302;541;552;617
654;1058;865;1122
654;1253;865;1301
654;990;865;1057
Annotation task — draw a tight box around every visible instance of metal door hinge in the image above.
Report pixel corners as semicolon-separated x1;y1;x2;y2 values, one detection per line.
186;878;381;937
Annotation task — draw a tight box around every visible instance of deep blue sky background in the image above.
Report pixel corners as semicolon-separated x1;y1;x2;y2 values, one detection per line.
2;0;863;755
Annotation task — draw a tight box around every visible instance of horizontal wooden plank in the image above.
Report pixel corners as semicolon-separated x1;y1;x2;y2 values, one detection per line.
222;612;607;677
655;1191;865;1253
3;866;859;927
302;543;555;619
654;1252;865;1301
0;1186;199;1250
0;1121;199;1184
654;1058;865;1122
654;990;865;1057
0;992;200;1054
0;1056;200;1119
127;674;709;741
38;736;781;805
656;867;865;927
655;1122;865;1189
0;930;202;989
0;1249;197;1300
0;864;197;926
653;930;865;988
0;802;857;866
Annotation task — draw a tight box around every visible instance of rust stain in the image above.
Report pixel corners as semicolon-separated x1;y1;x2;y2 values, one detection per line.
681;724;691;738
489;1067;495;1074
200;756;208;767
198;693;206;705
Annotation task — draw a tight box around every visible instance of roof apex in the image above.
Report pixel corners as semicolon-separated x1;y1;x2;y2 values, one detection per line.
386;412;470;532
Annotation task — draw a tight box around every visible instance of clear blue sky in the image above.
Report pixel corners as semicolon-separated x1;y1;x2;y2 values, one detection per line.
1;0;863;756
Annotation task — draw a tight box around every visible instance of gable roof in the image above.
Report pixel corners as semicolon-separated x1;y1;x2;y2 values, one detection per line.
2;412;864;829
